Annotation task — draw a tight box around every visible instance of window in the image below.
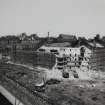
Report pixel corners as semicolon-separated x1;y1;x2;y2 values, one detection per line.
57;57;63;61
64;62;67;65
57;63;64;66
50;49;58;52
57;67;63;70
85;58;87;61
70;49;71;51
78;66;80;68
54;52;59;55
39;49;45;52
64;57;67;61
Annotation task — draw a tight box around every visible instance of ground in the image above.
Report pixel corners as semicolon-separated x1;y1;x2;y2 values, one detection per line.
44;80;105;105
0;62;105;105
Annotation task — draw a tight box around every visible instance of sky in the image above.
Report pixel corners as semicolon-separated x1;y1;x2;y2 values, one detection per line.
0;0;105;38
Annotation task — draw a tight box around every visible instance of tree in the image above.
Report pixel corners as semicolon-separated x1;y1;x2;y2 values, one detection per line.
19;32;27;41
95;34;100;41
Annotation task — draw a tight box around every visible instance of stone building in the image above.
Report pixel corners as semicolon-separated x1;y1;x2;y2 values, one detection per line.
38;44;80;71
90;48;105;71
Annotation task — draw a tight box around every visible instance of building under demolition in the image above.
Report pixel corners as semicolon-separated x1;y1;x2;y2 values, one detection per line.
38;42;105;70
10;40;105;79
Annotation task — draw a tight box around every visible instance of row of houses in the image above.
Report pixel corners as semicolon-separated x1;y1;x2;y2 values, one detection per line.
0;33;45;55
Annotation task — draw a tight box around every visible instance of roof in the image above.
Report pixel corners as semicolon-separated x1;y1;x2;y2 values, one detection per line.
58;34;77;40
88;42;104;48
45;42;71;47
78;38;104;50
21;40;40;45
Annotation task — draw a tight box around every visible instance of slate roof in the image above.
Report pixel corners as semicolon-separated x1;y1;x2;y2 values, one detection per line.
58;34;77;42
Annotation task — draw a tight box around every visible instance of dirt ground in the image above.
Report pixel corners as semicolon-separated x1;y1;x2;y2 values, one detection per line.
43;80;105;105
1;63;105;105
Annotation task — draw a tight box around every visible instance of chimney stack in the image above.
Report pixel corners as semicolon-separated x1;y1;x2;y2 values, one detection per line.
93;39;96;48
48;32;49;38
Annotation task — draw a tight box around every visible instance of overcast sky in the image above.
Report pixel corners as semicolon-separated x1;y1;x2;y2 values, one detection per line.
0;0;105;38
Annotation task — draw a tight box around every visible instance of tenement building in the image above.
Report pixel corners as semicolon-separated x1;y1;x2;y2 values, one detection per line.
90;47;105;71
